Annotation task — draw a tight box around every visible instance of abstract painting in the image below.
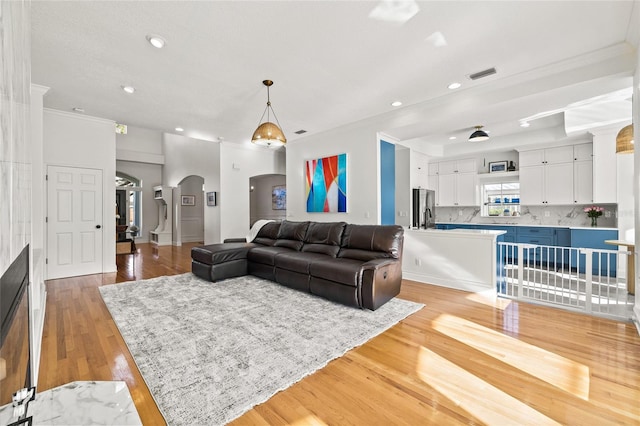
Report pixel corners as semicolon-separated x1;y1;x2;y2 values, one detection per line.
272;185;286;210
305;153;347;212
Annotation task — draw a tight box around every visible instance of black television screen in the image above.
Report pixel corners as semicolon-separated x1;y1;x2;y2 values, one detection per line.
0;245;30;405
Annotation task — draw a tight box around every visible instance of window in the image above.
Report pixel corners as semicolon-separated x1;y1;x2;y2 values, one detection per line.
482;182;520;217
116;173;142;232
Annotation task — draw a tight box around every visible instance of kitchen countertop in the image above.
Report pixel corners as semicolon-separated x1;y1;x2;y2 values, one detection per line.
435;222;618;231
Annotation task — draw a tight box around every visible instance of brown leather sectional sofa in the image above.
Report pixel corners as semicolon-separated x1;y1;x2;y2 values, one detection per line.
191;220;404;310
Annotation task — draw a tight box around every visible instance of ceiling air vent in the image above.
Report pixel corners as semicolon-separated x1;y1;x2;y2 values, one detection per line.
469;67;497;81
294;129;307;135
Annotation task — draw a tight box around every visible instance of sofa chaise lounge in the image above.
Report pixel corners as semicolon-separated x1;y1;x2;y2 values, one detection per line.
191;220;404;310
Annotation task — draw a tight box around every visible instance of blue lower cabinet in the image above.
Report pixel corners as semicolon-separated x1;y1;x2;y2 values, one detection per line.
570;229;618;276
517;227;557;267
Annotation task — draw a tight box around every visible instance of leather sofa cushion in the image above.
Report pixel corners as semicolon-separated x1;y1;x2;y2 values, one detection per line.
274;220;309;251
191;243;255;265
309;257;364;287
338;224;403;260
256;221;281;239
301;222;346;257
277;220;309;240
247;246;296;266
275;252;333;274
253;237;277;246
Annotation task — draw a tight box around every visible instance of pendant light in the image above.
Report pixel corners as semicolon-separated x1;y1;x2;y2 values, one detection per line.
251;80;286;147
615;124;634;154
469;125;489;142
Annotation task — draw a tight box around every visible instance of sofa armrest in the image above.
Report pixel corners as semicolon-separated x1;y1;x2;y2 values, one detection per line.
223;237;248;243
360;258;402;310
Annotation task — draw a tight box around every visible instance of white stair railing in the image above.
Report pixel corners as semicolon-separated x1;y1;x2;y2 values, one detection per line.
497;242;632;321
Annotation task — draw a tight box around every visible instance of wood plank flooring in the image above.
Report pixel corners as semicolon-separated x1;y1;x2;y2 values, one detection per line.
38;243;640;425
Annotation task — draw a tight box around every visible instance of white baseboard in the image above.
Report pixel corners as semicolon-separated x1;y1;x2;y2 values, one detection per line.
403;271;495;294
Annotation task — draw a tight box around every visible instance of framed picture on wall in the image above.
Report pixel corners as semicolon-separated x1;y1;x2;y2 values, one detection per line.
181;195;196;206
206;192;217;206
272;185;286;210
305;153;347;213
489;161;508;173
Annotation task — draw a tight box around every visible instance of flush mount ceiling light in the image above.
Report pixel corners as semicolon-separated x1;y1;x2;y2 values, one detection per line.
251;80;286;147
616;123;634;154
469;125;489;142
122;85;135;94
369;0;419;24
449;136;457;140
448;82;461;90
391;101;402;107
146;34;166;49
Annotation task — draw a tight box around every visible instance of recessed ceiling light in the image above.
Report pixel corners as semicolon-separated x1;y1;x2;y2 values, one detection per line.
146;34;166;49
520;121;531;128
369;0;419;24
448;82;461;90
122;85;135;94
425;31;447;48
449;136;457;140
391;101;402;107
175;127;184;132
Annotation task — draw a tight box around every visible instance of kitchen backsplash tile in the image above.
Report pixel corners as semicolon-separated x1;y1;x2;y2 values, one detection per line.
436;204;617;228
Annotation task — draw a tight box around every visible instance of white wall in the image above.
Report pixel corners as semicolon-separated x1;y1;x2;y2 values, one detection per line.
0;0;37;389
286;124;379;224
29;84;48;388
163;133;221;244
115;160;162;243
633;45;640;326
116;125;163;156
250;174;286;227
220;143;285;241
43;109;117;273
395;146;410;227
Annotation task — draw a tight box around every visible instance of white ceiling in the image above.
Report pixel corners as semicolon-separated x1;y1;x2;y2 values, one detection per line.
31;1;639;155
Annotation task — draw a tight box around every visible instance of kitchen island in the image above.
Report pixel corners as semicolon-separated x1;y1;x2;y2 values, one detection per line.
402;228;505;294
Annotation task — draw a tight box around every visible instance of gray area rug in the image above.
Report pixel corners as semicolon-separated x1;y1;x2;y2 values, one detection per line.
99;273;423;425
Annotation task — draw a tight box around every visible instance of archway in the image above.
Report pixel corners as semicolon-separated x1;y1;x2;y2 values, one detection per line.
249;174;286;227
175;175;205;245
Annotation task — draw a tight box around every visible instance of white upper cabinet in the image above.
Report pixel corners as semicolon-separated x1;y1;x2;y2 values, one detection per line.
574;159;593;204
519;143;593;205
438;160;457;175
433;158;477;206
520;145;573;167
573;143;593;204
519;149;546;167
573;143;593;162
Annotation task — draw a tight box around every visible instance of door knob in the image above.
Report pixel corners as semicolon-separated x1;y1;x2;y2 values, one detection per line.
96;225;101;229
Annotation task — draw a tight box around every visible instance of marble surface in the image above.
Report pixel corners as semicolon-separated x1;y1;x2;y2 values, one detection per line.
437;222;618;231
0;381;142;425
436;204;617;228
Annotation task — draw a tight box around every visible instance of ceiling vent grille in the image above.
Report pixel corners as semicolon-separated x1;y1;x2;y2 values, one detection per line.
469;67;497;80
294;129;307;134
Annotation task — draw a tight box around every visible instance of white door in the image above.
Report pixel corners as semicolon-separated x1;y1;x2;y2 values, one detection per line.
544;162;574;204
437;174;456;206
573;160;593;204
47;166;103;279
456;173;477;206
519;166;545;204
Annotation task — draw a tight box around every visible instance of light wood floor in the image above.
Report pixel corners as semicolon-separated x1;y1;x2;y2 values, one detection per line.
39;243;640;425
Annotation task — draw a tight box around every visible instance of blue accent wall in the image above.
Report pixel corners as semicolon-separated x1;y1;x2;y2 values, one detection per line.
380;140;395;225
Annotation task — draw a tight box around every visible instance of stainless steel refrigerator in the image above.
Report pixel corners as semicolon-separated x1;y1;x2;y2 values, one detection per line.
412;188;436;229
